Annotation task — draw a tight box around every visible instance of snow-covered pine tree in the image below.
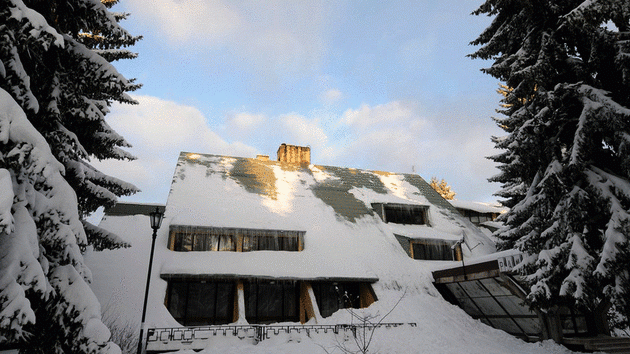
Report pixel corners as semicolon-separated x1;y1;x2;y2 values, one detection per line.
0;89;120;352
0;0;141;250
1;0;140;352
470;0;630;330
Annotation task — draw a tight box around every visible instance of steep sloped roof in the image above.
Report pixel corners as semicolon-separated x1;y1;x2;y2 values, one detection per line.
168;152;472;226
159;151;494;282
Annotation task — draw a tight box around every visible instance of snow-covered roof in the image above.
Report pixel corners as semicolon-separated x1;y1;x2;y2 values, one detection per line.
158;151;495;282
449;199;507;214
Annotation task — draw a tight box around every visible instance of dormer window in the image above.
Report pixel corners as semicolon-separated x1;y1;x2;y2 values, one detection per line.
169;226;304;252
372;203;429;225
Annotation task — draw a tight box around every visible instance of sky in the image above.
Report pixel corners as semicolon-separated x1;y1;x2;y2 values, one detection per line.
93;0;505;211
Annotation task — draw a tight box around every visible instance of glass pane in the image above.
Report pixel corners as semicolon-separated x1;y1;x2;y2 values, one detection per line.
168;282;187;322
383;205;426;225
181;233;193;251
193;233;205;251
219;235;235;251
282;235;299;251
258;236;279;251
174;233;183;251
242;235;256;252
186;282;216;325
495;296;535;316
480;318;493;327
513;317;542;335
479;278;512;296
445;283;468;299
490;318;522;334
244;282;257;321
215;282;234;323
209;235;219;251
412;243;428;259
313;283;339;318
412;242;453;260
457;297;483;317
471;296;507;316
339;283;360;308
459;280;488;297
283;283;298;320
257;282;283;321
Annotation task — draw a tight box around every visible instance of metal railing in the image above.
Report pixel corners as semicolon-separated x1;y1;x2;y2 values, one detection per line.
147;322;417;345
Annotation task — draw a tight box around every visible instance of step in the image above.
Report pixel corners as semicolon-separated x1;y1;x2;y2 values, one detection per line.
563;336;630;353
596;348;630;354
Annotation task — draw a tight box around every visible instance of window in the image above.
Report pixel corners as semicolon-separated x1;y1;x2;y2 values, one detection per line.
436;277;542;338
172;227;236;252
170;226;304;252
311;282;362;318
164;278;376;326
455;208;496;225
411;239;457;261
558;306;589;336
167;280;235;326
372;203;429;225
242;229;301;252
244;280;299;324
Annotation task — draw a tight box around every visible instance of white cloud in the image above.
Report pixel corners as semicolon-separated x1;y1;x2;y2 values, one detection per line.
320;89;343;106
224;112;267;140
128;0;240;45
127;1;329;79
91;96;257;203
279;114;328;149
341;101;427;132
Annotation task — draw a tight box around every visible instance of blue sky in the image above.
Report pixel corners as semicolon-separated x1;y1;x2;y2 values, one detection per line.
94;1;504;208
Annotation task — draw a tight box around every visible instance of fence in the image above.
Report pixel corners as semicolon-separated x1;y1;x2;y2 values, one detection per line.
146;323;417;352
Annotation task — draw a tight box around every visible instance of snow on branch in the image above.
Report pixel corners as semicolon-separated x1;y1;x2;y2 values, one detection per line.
8;0;64;48
586;167;630;276
0;88;116;348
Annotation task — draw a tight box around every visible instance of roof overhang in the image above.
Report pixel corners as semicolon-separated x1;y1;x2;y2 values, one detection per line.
160;273;379;283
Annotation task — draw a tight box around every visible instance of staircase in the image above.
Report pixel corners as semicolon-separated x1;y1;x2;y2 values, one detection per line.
563;336;630;353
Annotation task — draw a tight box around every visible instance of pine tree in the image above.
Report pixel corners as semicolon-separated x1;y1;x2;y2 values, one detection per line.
429;177;456;200
1;0;140;351
471;0;630;329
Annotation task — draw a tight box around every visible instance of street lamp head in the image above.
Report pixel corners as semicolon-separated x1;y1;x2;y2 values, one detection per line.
149;207;164;231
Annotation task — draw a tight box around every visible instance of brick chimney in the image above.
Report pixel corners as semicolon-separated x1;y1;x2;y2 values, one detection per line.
277;143;310;165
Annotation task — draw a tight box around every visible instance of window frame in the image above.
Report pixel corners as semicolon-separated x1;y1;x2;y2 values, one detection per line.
166;279;236;326
410;238;458;261
243;279;300;324
372;203;430;226
311;282;363;318
169;226;304;252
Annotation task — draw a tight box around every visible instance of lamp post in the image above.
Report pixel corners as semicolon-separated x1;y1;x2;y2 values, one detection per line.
137;207;163;354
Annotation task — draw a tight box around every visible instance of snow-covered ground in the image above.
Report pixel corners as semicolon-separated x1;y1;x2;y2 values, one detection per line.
85;213;583;354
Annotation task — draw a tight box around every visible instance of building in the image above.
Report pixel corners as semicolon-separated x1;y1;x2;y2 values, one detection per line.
102;144;497;352
449;200;507;233
158;144;493;323
93;145;627;353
